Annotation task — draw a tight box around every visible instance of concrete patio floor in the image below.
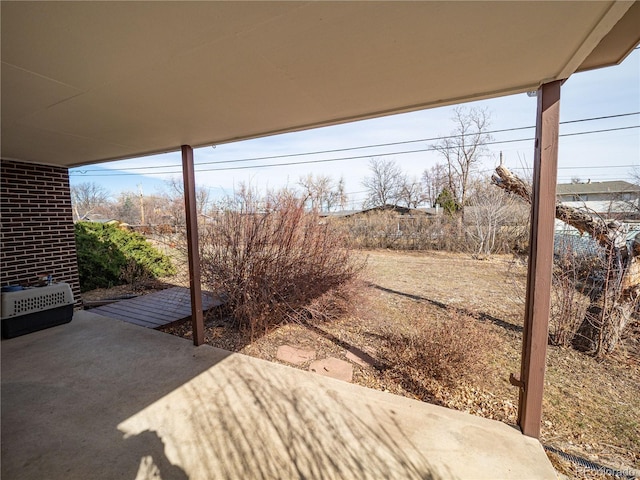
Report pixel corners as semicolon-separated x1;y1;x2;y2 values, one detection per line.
1;311;557;480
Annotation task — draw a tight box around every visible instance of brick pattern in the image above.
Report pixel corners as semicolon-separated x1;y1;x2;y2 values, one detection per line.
1;159;81;302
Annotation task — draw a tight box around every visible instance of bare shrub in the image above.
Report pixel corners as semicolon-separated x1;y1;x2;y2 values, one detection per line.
551;235;609;348
335;211;470;251
427;215;467;252
550;249;593;347
380;308;496;389
334;210;425;249
335;211;404;249
334;207;528;254
509;235;608;348
465;183;530;256
290;279;364;325
199;196;363;338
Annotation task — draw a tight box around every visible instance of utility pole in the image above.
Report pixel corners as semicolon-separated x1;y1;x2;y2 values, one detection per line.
138;184;145;225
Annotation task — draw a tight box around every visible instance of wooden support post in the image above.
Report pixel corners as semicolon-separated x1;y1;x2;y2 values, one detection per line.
518;80;561;438
181;145;205;346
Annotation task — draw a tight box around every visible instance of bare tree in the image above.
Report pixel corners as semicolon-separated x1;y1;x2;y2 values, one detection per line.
142;194;174;225
163;177;212;224
298;174;316;209
432;107;493;211
298;173;338;212
466;179;526;256
632;166;640;186
297;173;349;212
421;163;449;207
70;182;110;221
398;175;426;208
362;158;403;208
115;192;140;225
196;187;212;217
335;176;348;211
493;165;639;357
230;181;262;214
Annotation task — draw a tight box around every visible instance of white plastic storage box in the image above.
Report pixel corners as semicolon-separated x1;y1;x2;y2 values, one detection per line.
1;283;74;338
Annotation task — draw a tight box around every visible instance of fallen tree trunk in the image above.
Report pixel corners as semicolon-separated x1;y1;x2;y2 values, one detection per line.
492;165;639;356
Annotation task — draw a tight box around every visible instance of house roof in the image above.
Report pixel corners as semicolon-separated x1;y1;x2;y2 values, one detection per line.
556;180;640;196
2;1;639;167
320;205;432;218
558;200;640;217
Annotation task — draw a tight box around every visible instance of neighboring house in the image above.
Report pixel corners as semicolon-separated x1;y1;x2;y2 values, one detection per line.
555;180;640;243
557;180;640;220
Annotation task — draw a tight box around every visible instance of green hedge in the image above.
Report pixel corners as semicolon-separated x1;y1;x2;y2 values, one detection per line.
75;222;175;292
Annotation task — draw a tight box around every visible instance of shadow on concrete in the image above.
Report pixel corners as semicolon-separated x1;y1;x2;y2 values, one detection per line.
155;360;442;479
1;310;446;479
2;309;555;479
1;311;229;479
124;430;188;479
369;283;523;334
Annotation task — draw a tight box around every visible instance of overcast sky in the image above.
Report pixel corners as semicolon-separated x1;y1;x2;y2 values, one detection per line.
70;47;639;208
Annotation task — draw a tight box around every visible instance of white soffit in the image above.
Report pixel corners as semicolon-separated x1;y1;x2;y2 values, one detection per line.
1;1;638;167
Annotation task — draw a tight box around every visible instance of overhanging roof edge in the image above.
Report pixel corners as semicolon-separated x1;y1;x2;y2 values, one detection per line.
65;81;547;168
577;1;640;72
557;0;635;79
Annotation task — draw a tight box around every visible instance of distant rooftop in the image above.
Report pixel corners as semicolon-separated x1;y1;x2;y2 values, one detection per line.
320;205;436;218
556;180;640;196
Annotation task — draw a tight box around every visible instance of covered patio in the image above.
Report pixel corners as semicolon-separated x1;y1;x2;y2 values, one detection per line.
2;2;639;478
2;310;555;479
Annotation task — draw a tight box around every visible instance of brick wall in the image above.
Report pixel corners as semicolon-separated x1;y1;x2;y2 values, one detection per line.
1;159;81;302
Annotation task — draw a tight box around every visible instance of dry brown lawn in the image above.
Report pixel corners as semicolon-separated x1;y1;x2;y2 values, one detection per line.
242;250;638;478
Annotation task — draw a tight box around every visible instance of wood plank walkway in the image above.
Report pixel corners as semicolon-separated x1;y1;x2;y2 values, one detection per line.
89;287;223;329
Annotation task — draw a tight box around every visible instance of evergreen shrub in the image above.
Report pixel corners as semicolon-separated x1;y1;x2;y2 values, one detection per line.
75;221;175;292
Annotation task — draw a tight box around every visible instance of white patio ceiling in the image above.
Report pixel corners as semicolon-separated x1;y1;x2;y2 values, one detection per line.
2;1;639;167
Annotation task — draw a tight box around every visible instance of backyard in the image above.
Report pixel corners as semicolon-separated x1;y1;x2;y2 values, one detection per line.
126;248;638;479
85;246;640;478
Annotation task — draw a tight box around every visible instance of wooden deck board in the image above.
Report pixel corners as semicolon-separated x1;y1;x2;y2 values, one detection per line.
90;306;183;327
89;306;169;327
89;287;223;329
95;300;189;320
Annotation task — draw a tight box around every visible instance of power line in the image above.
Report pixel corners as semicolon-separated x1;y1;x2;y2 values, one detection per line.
72;124;640;177
479;164;638;175
195;126;639;174
73;112;639;173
